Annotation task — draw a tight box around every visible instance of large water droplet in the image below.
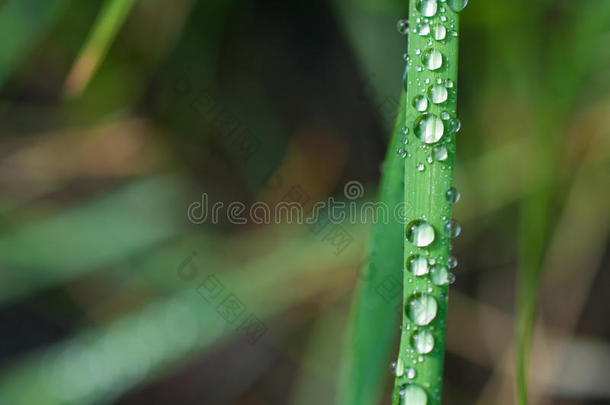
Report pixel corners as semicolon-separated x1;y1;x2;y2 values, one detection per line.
412;329;435;354
432;24;446;40
430;264;449;286
443;218;461;238
447;0;468;13
413;95;429;112
397;19;410;35
399;383;428;405
428;85;448;104
406;220;435;247
414;114;444;144
407;294;438;325
415;0;438;17
407;254;430;276
421;49;443;70
445;187;460;204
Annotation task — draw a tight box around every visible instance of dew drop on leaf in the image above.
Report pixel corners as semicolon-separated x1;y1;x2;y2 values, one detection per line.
416;0;438;17
413;95;429;112
443;218;461;238
428;85;448;104
421;48;443;70
407;294;438;325
430;264;449;286
414;114;444;144
407;254;430;276
432;145;448;161
447;0;469;13
397;19;410;35
412;329;435;354
406;220;435;247
445;186;460;204
399;383;428;405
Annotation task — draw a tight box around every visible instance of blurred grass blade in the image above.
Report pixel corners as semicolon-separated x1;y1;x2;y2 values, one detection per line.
0;0;69;88
338;93;405;405
63;0;138;97
0;175;187;303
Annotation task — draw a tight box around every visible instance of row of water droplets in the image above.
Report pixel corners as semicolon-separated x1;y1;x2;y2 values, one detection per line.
393;0;468;404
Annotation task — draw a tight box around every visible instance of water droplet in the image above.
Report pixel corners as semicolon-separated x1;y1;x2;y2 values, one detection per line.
447;0;468;13
415;0;438;17
418;23;431;36
402;126;409;135
407;294;438;325
447;255;458;269
448;272;456;284
445;187;460;204
406;219;435;247
428;85;448;104
415;48;422;55
412;330;435;354
397;19;410;35
445;79;454;88
432;24;446;40
444;218;461;238
432;145;448;161
395;358;405;376
430;264;449;286
403;52;409;62
399;384;428;405
421;49;443;70
407;254;430;276
416;163;425;172
440;111;450;120
397;148;407;159
414;114;444;144
406;367;416;379
413;95;429;112
453;118;461;133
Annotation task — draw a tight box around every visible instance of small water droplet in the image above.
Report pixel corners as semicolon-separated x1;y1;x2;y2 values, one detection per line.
406;367;416;379
428;85;448;104
445;79;454;88
407;254;430;276
399;384;428;405
414;114;444;144
445;186;460;204
453;118;461;133
448;272;456;284
413;95;429;112
397;19;410;35
416;162;425;172
421;48;443;70
397;148;407;159
447;0;468;13
447;255;458;269
415;0;438;17
395;358;405;376
406;219;435;247
412;329;435;354
432;145;448;161
402;126;409;135
407;294;438;325
418;23;431;36
443;218;461;238
440;111;450;120
432;24;446;40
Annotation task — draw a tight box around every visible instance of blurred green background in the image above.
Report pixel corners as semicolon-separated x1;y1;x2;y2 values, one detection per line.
0;0;609;404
